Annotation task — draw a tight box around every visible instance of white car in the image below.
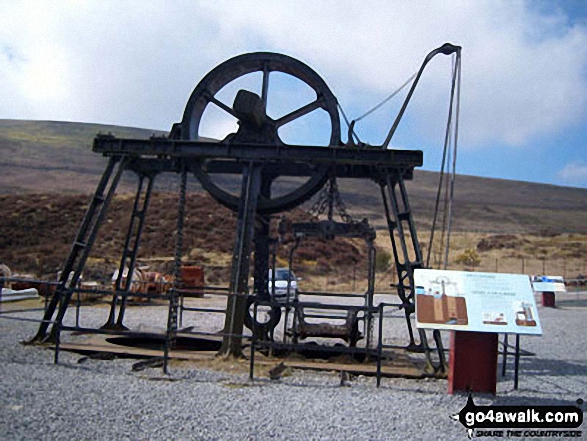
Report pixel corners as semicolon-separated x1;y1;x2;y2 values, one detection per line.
268;268;298;303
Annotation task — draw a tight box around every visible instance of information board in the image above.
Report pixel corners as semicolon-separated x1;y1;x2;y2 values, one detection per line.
531;275;566;293
414;269;542;335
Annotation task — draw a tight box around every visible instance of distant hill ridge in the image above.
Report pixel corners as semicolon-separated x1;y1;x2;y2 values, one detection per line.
1;119;585;234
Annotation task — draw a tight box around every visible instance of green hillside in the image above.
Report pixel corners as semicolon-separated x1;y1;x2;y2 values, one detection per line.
1;119;586;235
0;119;166;193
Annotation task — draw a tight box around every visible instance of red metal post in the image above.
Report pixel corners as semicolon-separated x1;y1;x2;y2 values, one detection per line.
541;291;555;307
448;331;498;395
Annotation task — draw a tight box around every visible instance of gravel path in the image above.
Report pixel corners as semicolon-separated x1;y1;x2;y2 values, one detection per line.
0;293;586;440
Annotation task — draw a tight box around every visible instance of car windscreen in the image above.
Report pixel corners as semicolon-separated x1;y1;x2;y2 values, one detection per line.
274;269;294;281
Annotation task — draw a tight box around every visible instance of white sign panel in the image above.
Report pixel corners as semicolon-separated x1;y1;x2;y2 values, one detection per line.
531;275;566;293
414;269;542;335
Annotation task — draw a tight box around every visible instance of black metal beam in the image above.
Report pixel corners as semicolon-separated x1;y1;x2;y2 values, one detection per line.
126;157;415;181
94;136;423;168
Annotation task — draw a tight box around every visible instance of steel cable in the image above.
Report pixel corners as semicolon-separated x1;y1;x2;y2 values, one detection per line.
337;71;417;145
443;54;461;269
354;72;417;123
426;52;461;269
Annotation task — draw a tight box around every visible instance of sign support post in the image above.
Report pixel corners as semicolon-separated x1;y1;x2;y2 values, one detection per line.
541;291;556;307
448;331;498;394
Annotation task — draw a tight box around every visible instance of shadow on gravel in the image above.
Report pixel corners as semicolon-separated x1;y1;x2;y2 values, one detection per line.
516;358;587;377
490;395;585;409
555;297;587;308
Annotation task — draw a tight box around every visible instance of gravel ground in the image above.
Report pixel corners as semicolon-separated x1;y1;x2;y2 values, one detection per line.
0;292;586;440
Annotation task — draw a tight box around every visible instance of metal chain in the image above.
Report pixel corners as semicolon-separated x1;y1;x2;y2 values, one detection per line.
308;186;330;217
173;166;187;286
308;176;354;224
331;178;354;223
164;164;187;373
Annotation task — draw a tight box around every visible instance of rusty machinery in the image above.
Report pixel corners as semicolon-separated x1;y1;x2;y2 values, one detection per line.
30;44;461;374
282;215;377;347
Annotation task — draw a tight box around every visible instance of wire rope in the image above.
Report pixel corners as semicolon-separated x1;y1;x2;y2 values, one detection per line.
442;54;461;270
426;53;458;268
426;52;460;269
354;72;417;123
337;71;418;145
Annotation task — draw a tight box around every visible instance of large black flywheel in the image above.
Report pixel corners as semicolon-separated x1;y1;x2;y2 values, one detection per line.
180;52;341;214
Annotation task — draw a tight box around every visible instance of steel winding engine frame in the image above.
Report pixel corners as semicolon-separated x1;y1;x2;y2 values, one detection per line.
31;45;459;373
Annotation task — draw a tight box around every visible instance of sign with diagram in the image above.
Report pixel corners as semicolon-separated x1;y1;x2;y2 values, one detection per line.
414;269;542;335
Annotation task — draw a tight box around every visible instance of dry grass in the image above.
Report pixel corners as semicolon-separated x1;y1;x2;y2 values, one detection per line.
1;120;586;288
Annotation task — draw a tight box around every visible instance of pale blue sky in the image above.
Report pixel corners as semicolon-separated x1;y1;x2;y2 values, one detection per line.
0;0;586;188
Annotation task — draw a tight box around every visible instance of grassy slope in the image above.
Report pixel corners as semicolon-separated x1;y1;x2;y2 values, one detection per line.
0;119;166;193
0;191;370;285
0;120;586;283
1;119;585;234
336;171;587;235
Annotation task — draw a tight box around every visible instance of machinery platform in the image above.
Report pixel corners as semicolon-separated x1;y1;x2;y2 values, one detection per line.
56;334;426;379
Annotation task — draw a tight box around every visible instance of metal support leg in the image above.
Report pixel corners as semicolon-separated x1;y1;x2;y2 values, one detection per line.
514;334;520;390
252;178;272;302
54;322;61;364
418;329;436;374
380;176;422;349
179;295;185;328
432;329;446;374
0;277;4;313
269;238;278;348
376;304;384;387
219;163;262;358
102;173;155;330
380;172;447;372
365;240;376;350
30;156;125;343
501;333;508;377
288;237;301;345
249;301;258;381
